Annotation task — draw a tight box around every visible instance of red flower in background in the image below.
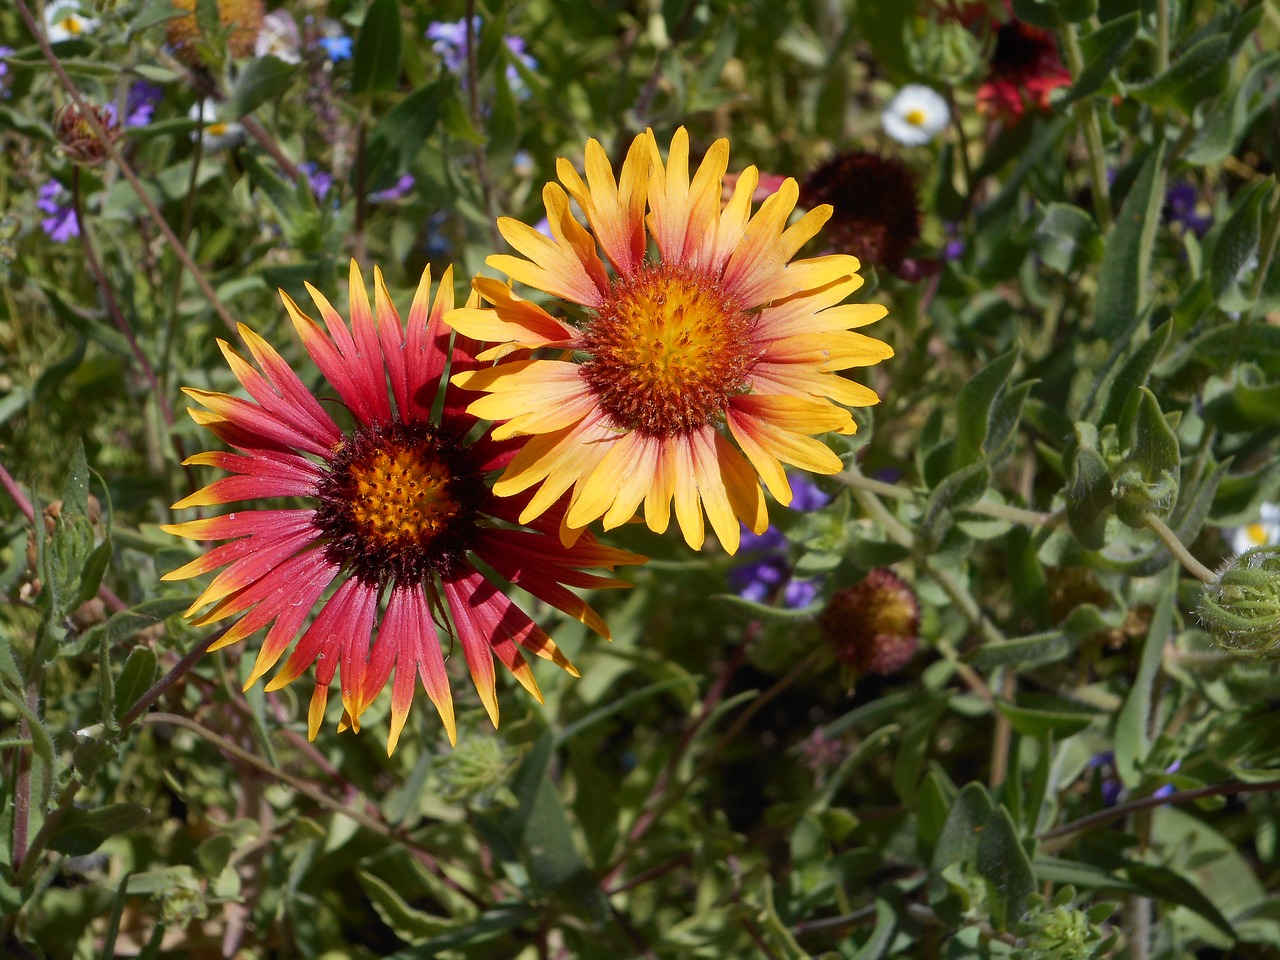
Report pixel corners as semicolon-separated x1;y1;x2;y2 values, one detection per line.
977;17;1072;122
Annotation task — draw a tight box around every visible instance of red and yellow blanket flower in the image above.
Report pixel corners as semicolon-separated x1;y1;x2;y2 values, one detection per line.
446;128;893;554
163;263;642;754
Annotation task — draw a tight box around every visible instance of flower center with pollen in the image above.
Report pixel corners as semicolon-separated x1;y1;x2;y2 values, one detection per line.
313;421;488;586
580;263;756;437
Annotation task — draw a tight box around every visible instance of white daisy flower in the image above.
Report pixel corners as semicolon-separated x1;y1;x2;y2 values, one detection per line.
188;99;242;151
46;0;99;43
882;85;950;147
1229;502;1280;555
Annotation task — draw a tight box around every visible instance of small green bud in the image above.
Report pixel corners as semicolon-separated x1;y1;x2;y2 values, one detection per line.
1198;547;1280;655
905;17;987;86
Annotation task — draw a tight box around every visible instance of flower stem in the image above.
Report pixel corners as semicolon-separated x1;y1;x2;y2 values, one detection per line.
1144;513;1216;584
834;469;1059;527
1059;22;1114;231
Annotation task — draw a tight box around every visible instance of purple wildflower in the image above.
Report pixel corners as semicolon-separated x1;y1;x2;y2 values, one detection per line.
0;47;13;98
369;173;415;203
37;181;80;243
125;81;163;127
426;16;536;93
1166;182;1212;236
317;35;352;62
299;162;332;201
727;476;832;608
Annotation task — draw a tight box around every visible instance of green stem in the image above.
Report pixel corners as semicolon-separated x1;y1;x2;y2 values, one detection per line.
1059;22;1114;231
1155;0;1170;73
1144;513;1216;584
834;469;1059;527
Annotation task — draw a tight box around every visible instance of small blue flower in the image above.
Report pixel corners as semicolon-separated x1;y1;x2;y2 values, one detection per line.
37;180;80;243
318;35;352;62
125;80;163;127
727;476;831;608
426;16;535;95
1166;182;1212;236
299;162;333;201
369;173;415;203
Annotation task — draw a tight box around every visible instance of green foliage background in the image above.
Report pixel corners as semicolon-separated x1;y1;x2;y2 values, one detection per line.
3;0;1280;957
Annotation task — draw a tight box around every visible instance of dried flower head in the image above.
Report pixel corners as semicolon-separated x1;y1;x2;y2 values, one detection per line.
54;102;120;165
801;150;922;273
820;568;920;681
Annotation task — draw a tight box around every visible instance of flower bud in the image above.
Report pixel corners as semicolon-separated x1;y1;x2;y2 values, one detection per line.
906;17;986;86
820;568;920;682
1198;546;1280;656
54;102;120;165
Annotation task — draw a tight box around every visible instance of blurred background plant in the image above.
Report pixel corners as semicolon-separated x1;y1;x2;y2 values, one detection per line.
3;0;1280;957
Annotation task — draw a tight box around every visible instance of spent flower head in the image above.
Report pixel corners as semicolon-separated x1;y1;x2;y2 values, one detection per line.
801;150;922;273
54;102;120;165
820;568;920;684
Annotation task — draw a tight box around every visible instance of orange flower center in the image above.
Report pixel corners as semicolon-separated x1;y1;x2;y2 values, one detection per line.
580;264;756;437
314;421;487;585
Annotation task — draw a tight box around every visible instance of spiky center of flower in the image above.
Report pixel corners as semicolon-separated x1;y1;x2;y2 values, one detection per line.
313;420;488;586
579;264;756;437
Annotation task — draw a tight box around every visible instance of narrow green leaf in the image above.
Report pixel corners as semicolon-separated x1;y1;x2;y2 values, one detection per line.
955;347;1021;468
385;903;538;958
229;55;298;117
1095;143;1165;338
114;647;158;724
1129;32;1231;112
1211;177;1273;313
1057;13;1139;108
1114;566;1177;786
1066;441;1113;549
995;700;1098;737
364;80;443;189
357;870;454;941
969;630;1078;669
976;805;1035;929
1030;203;1102;274
1094;318;1173;430
351;0;403;96
50;803;151;856
99;872;135;960
1122;863;1234;937
0;682;56;762
1186;52;1280;165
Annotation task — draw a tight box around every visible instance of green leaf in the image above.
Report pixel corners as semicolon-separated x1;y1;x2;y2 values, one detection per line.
0;682;56;762
1029;203;1102;274
976;805;1035;930
955;347;1021;468
1066;439;1113;549
916;771;955;861
1095;143;1165;338
713;591;822;623
385;903;538;958
73;597;190;659
1114;388;1180;527
1114;566;1177;786
229;55;299;117
1129;32;1231;113
364;80;444;189
995;700;1098;737
1186;52;1280;166
969;630;1079;669
358;870;454;941
931;782;994;875
76;539;112;608
1122;862;1234;938
114;647;158;724
1091;316;1173;433
1057;13;1139;108
50;803;151;856
351;0;403;96
555;676;697;747
1211;177;1274;313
